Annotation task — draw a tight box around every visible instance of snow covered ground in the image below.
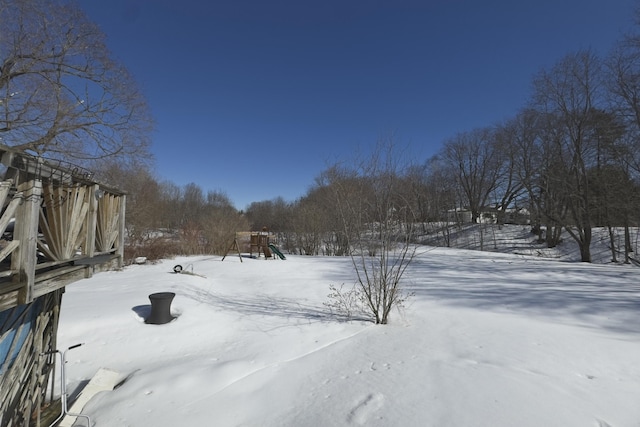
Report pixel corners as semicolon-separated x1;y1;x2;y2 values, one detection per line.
419;223;640;263
56;246;640;426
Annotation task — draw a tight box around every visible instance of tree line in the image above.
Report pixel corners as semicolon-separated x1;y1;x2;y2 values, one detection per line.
93;160;248;260
118;32;640;263
246;30;640;263
4;0;640;263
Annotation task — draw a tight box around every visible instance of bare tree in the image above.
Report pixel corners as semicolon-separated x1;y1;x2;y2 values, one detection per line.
94;160;163;245
0;0;152;163
288;184;353;256
324;143;417;324
531;50;608;262
419;156;458;245
158;181;184;230
491;122;526;224
588;164;637;262
201;191;249;255
177;183;206;253
508;109;566;246
607;22;640;174
605;29;640;262
441;127;503;223
245;197;291;232
290;197;325;255
398;164;431;230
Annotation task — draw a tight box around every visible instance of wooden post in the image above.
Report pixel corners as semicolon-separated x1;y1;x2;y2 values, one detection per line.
116;194;126;268
31;306;47;427
221;236;243;262
84;185;99;278
13;179;42;305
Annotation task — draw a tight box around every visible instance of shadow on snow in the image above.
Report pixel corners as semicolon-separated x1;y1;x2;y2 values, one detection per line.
407;253;640;336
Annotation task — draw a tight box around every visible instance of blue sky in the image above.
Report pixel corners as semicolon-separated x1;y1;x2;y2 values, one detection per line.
80;0;637;209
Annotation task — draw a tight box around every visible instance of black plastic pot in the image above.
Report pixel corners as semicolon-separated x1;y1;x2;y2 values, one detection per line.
146;292;176;324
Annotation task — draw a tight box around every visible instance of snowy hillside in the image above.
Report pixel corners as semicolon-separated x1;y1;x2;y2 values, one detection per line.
419;223;640;264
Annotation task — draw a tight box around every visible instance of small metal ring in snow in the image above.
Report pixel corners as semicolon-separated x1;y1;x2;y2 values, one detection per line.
173;265;183;273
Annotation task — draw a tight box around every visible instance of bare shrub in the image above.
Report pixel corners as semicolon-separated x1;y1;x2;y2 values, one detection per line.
124;238;180;264
323;283;367;321
321;140;418;324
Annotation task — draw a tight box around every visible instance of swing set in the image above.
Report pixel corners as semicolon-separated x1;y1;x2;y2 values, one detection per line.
222;228;286;262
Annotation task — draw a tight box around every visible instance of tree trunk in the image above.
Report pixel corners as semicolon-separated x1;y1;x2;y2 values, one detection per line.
607;225;617;263
545;222;561;248
578;226;592;262
624;223;632;264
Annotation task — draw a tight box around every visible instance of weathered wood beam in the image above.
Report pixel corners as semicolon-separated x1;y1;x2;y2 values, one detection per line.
13;180;41;305
33;266;86;299
0;240;19;264
72;253;117;266
84;185;99;278
117;194;126;268
0;289;19;312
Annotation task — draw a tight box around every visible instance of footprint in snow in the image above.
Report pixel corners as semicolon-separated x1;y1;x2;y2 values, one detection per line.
347;393;385;425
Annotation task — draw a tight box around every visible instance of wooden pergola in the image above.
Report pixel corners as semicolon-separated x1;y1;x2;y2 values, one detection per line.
0;145;126;426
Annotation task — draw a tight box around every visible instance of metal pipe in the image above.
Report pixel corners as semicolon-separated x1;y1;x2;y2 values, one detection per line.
41;343;92;427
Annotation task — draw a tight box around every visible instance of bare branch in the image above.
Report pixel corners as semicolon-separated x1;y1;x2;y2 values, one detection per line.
0;0;153;164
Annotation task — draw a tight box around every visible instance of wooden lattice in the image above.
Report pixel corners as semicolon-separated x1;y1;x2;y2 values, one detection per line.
38;183;91;261
0;146;126;426
0;290;61;427
96;193;121;252
0;179;21;264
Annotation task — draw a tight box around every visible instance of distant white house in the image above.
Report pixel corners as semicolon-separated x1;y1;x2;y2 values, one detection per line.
447;207;530;224
446;208;473;224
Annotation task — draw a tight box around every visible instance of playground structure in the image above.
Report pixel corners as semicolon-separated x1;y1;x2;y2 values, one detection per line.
222;228;286;261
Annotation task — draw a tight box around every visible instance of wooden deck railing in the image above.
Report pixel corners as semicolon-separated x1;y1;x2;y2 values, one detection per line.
0;145;127;425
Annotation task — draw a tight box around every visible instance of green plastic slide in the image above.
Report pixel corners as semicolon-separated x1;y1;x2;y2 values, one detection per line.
268;244;286;260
